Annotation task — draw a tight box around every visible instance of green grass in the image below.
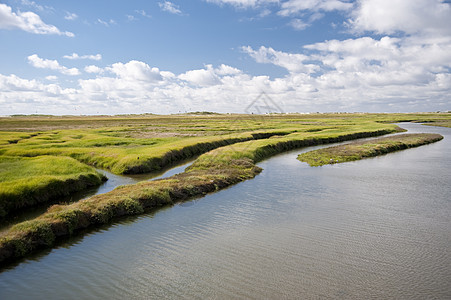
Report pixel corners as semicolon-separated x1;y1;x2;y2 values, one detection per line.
0;112;450;266
421;120;451;128
0;156;106;217
1;113;449;176
0;120;403;265
297;133;444;166
0;129;299;174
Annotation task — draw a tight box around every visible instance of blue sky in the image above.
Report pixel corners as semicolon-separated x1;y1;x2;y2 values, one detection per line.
0;0;450;115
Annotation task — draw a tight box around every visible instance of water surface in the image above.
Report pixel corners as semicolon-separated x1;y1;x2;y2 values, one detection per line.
0;123;449;299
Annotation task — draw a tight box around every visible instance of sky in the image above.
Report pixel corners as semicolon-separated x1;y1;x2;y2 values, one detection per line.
0;0;450;115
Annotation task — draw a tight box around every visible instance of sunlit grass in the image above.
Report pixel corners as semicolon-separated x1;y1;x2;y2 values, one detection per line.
0;156;105;217
297;133;444;166
0;112;450;265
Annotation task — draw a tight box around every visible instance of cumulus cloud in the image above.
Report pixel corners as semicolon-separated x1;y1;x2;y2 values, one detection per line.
2;0;450;115
0;3;73;36
108;61;163;81
216;64;242;75
64;53;102;60
2;47;450;115
349;0;451;36
179;65;222;86
3;0;451;115
84;65;104;74
158;1;183;15
303;36;451;88
0;73;75;100
28;54;80;76
242;46;320;74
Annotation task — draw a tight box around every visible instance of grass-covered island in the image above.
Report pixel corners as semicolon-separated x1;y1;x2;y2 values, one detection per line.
297;133;443;166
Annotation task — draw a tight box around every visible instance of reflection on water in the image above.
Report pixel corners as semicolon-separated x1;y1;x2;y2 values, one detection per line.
0;123;450;299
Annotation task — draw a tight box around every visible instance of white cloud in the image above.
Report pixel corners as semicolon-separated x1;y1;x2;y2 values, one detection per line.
0;3;74;36
278;0;353;16
158;1;183;15
97;18;116;26
349;0;451;36
28;54;80;76
3;22;451;116
301;35;451;92
64;12;78;21
2;0;451;115
179;65;221;86
216;64;242;75
21;0;45;11
0;74;75;101
135;10;152;18
0;74;40;91
178;64;243;86
259;8;271;17
84;65;104;74
289;18;310;30
108;61;163;81
242;46;320;74
64;53;102;61
205;0;278;9
45;75;58;81
127;15;137;21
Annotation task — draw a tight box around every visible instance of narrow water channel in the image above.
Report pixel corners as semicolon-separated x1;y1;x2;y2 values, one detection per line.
0;123;450;299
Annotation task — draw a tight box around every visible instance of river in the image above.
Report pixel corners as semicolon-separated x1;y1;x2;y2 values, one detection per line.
0;123;450;299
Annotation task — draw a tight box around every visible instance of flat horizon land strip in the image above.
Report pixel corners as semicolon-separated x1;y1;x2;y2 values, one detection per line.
297;133;444;166
0;112;450;267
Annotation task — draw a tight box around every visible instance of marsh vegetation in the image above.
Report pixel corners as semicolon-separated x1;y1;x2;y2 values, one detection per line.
297;133;444;166
0;112;450;266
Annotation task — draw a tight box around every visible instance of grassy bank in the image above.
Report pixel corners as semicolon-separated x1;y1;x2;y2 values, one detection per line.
1;113;450;175
0;114;402;221
422;120;451;128
0;122;401;266
0;156;106;217
0;129;300;174
0;114;451;174
297;133;444;166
